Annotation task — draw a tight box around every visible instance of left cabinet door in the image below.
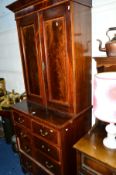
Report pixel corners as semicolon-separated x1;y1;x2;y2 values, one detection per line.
17;13;46;105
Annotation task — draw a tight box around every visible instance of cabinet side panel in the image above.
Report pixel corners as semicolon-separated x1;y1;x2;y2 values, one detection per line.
72;2;92;113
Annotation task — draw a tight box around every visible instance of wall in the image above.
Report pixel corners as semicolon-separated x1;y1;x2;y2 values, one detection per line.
0;0;24;93
92;0;116;57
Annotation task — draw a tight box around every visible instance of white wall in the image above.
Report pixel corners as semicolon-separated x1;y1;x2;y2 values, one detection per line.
92;0;116;57
0;0;25;93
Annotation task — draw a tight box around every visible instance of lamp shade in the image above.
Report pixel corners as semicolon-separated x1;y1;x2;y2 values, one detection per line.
93;72;116;123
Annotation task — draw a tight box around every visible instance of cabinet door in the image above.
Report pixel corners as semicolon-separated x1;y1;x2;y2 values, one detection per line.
17;14;46;105
41;3;74;112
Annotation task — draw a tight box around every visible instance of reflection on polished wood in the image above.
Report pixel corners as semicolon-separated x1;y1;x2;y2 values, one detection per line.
74;123;116;175
94;56;116;73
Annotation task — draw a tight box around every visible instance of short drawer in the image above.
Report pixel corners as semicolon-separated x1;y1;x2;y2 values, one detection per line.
32;121;59;145
80;153;114;175
13;111;31;128
33;136;60;161
15;126;32;155
33;149;61;175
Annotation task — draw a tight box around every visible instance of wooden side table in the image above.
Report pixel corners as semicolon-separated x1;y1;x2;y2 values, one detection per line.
93;57;116;73
0;109;14;143
73;124;116;175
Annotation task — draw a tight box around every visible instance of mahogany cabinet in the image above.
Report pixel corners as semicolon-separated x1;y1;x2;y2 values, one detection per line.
7;0;92;174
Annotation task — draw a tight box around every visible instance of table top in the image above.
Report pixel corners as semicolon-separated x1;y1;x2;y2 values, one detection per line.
73;123;116;169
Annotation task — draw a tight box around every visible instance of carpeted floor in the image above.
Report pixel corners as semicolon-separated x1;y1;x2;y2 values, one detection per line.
0;138;25;175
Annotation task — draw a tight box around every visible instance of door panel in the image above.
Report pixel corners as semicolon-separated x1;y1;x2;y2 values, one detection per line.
42;3;73;112
22;24;40;95
44;17;68;102
17;14;46;104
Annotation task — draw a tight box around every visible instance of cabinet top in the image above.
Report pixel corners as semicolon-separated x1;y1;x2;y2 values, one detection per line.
6;0;92;12
73;124;116;169
12;100;73;129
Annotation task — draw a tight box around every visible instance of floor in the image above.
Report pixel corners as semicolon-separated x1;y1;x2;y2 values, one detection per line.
0;138;25;175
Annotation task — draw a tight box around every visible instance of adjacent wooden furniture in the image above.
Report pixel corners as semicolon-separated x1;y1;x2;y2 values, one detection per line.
73;123;116;175
94;56;116;73
7;0;92;174
0;109;14;143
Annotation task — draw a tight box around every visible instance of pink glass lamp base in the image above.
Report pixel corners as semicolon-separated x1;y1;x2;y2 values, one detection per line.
103;123;116;149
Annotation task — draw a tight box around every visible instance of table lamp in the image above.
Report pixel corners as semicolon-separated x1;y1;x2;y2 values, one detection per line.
93;72;116;149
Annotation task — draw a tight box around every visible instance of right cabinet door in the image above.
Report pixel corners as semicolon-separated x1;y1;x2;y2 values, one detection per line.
41;3;74;113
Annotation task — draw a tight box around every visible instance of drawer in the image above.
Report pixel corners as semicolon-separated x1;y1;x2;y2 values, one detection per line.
20;153;33;174
33;136;60;161
34;149;61;175
33;163;49;175
80;153;114;175
13;111;31;128
15;126;32;155
32;121;59;145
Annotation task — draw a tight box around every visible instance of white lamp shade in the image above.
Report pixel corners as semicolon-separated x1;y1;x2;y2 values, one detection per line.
93;72;116;123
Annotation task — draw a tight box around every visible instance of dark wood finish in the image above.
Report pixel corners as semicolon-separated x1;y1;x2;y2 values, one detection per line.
94;56;116;73
33;135;60;161
16;14;46;105
12;100;91;175
73;124;116;175
7;0;92;174
6;0;92;13
42;4;73;111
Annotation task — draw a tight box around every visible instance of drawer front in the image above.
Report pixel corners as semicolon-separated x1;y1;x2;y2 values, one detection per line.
33;136;60;161
34;149;61;175
20;153;33;174
15;126;32;155
13;111;31;128
81;153;114;175
32;121;59;145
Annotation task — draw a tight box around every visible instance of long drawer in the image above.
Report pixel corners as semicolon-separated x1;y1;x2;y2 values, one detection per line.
33;135;60;161
32;121;59;145
33;149;61;175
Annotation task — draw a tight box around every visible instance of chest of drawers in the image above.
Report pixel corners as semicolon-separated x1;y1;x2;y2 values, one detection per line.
12;100;91;175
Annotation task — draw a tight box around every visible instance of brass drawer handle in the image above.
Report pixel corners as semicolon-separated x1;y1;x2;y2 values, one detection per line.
17;117;24;124
41;144;45;149
45;161;54;169
40;129;48;137
41;145;51;152
24;146;31;153
20;132;27;138
47;148;51;152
